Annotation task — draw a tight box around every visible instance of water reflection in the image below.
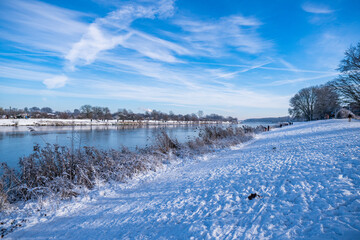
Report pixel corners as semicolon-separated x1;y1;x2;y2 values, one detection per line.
0;122;270;169
0;125;202;169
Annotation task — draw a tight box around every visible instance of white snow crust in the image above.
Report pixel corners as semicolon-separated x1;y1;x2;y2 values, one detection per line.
4;119;360;239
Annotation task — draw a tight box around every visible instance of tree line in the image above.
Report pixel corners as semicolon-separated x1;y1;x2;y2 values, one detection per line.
0;106;238;123
289;42;360;121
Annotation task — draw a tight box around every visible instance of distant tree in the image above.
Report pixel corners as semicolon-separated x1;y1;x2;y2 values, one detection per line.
183;114;190;121
122;109;129;116
80;105;93;119
330;42;360;109
30;106;40;113
206;113;224;121
226;116;238;123
289;86;317;121
0;105;237;122
197;110;204;118
191;113;198;121
163;113;169;121
103;107;112;120
117;109;128;120
151;110;159;120
41;107;53;113
92;106;104;119
144;111;150;120
73;109;80;116
59;111;71;119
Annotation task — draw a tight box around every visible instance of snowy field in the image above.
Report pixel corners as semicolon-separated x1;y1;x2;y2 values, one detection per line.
3;119;360;239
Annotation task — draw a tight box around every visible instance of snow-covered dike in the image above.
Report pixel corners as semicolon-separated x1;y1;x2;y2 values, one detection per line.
5;119;360;239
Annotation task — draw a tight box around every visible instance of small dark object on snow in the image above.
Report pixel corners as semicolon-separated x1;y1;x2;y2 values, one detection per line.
272;147;276;150
248;193;260;200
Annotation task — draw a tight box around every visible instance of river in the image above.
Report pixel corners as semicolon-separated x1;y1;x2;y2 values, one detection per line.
0;122;272;169
0;125;205;169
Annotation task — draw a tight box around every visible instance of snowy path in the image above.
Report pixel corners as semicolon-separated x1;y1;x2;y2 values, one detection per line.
7;119;360;239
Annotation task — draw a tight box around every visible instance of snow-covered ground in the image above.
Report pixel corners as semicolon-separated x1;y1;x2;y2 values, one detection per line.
0;119;222;126
3;119;360;239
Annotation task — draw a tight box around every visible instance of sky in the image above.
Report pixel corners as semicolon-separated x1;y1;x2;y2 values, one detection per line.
0;0;359;119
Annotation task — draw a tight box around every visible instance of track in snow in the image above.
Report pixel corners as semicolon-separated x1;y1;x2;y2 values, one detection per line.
6;119;360;239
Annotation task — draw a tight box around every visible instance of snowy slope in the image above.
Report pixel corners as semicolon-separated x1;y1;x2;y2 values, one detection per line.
5;119;360;239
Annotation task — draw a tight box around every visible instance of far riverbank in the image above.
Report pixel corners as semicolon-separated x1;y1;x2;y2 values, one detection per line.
0;118;229;127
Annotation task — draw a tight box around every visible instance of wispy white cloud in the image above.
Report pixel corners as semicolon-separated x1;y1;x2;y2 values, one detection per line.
65;25;133;68
65;0;181;68
66;3;271;70
0;79;290;109
43;75;68;89
302;2;334;14
97;54;197;87
0;61;59;82
208;61;272;81
187;61;336;74
120;30;190;63
0;0;89;54
266;73;338;86
0;56;290;110
173;15;270;55
277;58;300;72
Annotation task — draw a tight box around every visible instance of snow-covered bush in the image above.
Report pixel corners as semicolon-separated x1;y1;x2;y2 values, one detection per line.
0;179;8;210
155;131;180;154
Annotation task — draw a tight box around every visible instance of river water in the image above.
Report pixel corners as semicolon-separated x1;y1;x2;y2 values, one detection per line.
0;122;272;169
0;125;206;169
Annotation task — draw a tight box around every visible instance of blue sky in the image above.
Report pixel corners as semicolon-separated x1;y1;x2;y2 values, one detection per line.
0;0;359;119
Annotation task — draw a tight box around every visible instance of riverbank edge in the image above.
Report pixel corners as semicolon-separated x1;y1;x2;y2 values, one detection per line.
0;119;231;127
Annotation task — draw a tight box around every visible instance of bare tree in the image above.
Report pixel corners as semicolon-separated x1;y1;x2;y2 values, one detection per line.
41;107;53;113
73;109;80;117
330;42;360;109
80;105;93;119
289;87;317;121
30;106;40;113
289;85;340;120
91;106;104;120
314;85;340;119
103;107;112;120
